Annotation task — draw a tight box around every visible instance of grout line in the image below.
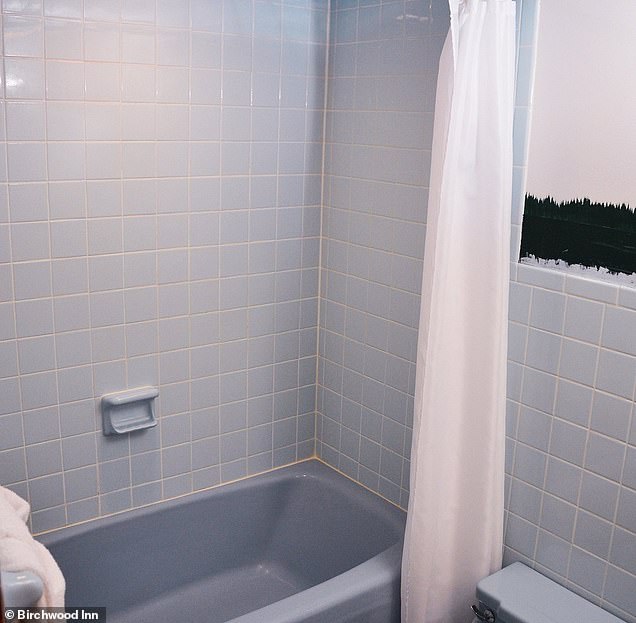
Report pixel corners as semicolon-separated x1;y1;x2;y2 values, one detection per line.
313;0;332;459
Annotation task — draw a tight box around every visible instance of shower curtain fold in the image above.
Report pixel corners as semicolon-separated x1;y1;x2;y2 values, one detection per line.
401;1;516;622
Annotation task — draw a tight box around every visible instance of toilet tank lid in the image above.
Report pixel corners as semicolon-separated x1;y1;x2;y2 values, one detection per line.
476;563;624;623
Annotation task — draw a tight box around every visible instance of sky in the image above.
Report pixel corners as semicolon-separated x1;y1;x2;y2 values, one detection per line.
526;0;636;209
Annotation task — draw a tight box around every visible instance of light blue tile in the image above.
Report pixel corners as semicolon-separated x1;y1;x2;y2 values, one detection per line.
274;388;298;421
573;510;612;558
616;487;636;532
64;466;98;503
220;277;248;311
515;45;534;107
513;443;546;488
579;471;619;522
220;245;249;278
509;282;532;323
518;265;565;292
604;564;636;616
0;413;24;451
277;239;303;271
100;488;132;515
525;329;560;374
529;288;566;334
192;460;221;490
564;296;604;344
565;275;618;305
99;458;131;494
584;433;625;482
191;407;219;441
28;474;64;512
535;530;571;577
132;482;162;508
220;401;247;434
520;0;538;46
31;506;66;534
554;380;592;427
602;306;636;357
521;367;556;415
624;446;636;490
61;434;96;470
220;370;248;403
517;406;551;452
190;431;220;470
513;106;530;167
509;477;542;523
252;72;281;107
220;430;247;463
0;448;26;485
549;419;587;466
568;547;606;596
160;413;190;448
162;444;191;478
507;362;523;401
273;417;296;450
66;498;99;524
223;70;252;106
618;287;636;311
223;34;252;71
221;142;250;174
558;339;598;386
97;432;129;463
541;493;576;540
163;473;192;498
544;457;581;505
26;440;62;478
590;392;631;441
254;0;281;37
505;513;538;559
609;526;636;576
23;406;60;445
223;0;252;34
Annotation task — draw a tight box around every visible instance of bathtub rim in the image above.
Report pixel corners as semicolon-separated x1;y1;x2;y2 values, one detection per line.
225;541;403;623
37;458;406;544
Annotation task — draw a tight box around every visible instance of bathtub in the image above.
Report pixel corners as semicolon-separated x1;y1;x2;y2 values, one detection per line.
38;459;406;623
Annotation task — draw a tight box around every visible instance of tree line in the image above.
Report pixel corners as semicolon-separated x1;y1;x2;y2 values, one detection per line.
524;194;636;233
520;194;636;274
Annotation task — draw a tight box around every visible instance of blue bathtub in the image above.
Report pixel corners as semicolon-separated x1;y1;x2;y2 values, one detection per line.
39;460;406;623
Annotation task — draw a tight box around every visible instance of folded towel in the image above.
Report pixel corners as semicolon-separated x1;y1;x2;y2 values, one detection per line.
1;487;30;523
0;485;65;607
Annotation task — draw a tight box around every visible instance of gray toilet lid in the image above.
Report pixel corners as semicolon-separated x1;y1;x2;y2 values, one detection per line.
476;563;624;623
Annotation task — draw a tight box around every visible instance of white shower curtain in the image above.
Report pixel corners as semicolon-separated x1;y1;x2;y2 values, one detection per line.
401;1;516;623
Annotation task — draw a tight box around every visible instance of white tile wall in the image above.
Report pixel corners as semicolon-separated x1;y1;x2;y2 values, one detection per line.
504;2;636;619
0;0;328;532
315;0;444;507
506;266;636;622
1;3;634;618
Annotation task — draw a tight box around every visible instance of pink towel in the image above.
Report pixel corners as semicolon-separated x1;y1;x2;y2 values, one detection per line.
0;486;65;607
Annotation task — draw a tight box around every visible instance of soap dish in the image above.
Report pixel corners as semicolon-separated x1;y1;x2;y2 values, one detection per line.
101;387;159;435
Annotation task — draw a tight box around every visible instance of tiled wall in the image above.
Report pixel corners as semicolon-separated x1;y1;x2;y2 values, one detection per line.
0;0;327;532
314;0;447;507
0;1;634;616
505;266;636;621
504;1;636;620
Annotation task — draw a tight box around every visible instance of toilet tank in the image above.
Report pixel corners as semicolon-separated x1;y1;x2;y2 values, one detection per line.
475;563;624;623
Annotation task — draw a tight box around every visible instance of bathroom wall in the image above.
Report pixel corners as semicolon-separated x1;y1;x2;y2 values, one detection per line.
0;1;633;617
317;0;636;620
505;265;636;621
0;0;327;532
504;1;636;620
314;0;447;507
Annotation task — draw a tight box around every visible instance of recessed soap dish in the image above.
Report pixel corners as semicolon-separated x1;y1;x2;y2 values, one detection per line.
101;387;159;435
